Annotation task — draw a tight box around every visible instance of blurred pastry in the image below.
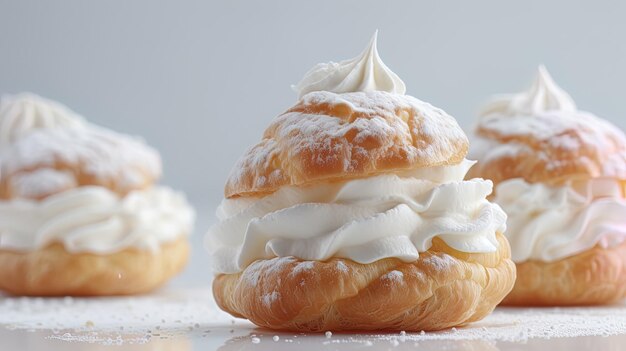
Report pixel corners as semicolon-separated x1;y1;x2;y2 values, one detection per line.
0;93;194;296
469;65;626;306
207;32;515;331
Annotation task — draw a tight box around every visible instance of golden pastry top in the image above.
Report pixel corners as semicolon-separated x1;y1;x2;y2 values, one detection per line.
224;90;469;198
470;66;626;185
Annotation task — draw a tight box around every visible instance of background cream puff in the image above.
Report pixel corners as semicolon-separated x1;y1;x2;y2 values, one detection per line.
0;93;195;296
207;33;515;332
469;66;626;306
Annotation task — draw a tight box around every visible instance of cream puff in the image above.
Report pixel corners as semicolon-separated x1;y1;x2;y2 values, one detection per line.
206;33;515;332
0;93;194;296
469;65;626;306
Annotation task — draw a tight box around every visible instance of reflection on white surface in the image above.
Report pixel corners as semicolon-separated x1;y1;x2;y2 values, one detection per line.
1;290;626;351
1;212;626;350
217;331;499;351
0;328;192;351
4;325;626;351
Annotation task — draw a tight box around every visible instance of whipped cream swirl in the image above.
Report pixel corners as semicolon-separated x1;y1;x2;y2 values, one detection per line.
0;186;194;253
0;93;86;146
207;160;506;274
292;31;406;98
495;178;626;262
480;65;577;117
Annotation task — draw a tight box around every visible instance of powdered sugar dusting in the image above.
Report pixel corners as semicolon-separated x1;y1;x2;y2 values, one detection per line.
225;90;468;196
8;168;77;198
479;110;625;146
222;304;626;347
382;270;404;283
291;261;315;275
0;93;162;194
283;91;467;166
3;287;626;346
262;291;280;307
0;287;233;345
421;254;455;271
335;261;349;273
469;137;532;166
474;65;626;161
242;256;297;286
2;125;161;193
472;110;626;179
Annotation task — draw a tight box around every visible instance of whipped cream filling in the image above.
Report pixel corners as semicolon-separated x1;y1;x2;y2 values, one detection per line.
480;65;577;118
292;31;406;98
207;160;507;274
0;186;194;254
494;178;626;262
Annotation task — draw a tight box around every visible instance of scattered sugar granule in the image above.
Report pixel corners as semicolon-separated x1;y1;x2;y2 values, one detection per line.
251;337;260;344
273;335;280;342
325;331;332;338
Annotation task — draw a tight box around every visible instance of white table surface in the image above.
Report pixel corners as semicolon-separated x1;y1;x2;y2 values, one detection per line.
2;291;626;351
2;210;626;350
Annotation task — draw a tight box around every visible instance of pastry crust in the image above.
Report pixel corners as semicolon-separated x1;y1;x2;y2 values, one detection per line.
469;112;626;186
0;165;155;200
213;233;515;332
0;126;161;200
225;91;469;198
0;237;188;296
502;241;626;306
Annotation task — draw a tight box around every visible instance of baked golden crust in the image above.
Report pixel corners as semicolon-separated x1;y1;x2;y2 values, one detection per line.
225;91;469;198
502;241;626;306
0;237;188;296
0;164;155;200
213;233;515;332
469;113;626;186
0;126;161;200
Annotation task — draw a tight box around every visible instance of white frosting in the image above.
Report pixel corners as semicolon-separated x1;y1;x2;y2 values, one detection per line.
207;160;507;274
494;178;626;262
480;65;577;117
292;31;406;98
0;93;86;146
0;186;194;253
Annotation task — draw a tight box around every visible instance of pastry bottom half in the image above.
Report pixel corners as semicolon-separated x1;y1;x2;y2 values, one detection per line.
502;241;626;306
0;237;188;296
213;233;515;332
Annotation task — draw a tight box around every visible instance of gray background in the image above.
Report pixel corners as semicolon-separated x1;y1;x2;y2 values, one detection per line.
2;0;626;207
1;1;626;279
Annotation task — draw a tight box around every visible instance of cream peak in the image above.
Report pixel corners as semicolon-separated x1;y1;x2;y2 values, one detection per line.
480;65;577;117
0;93;86;146
292;31;406;98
